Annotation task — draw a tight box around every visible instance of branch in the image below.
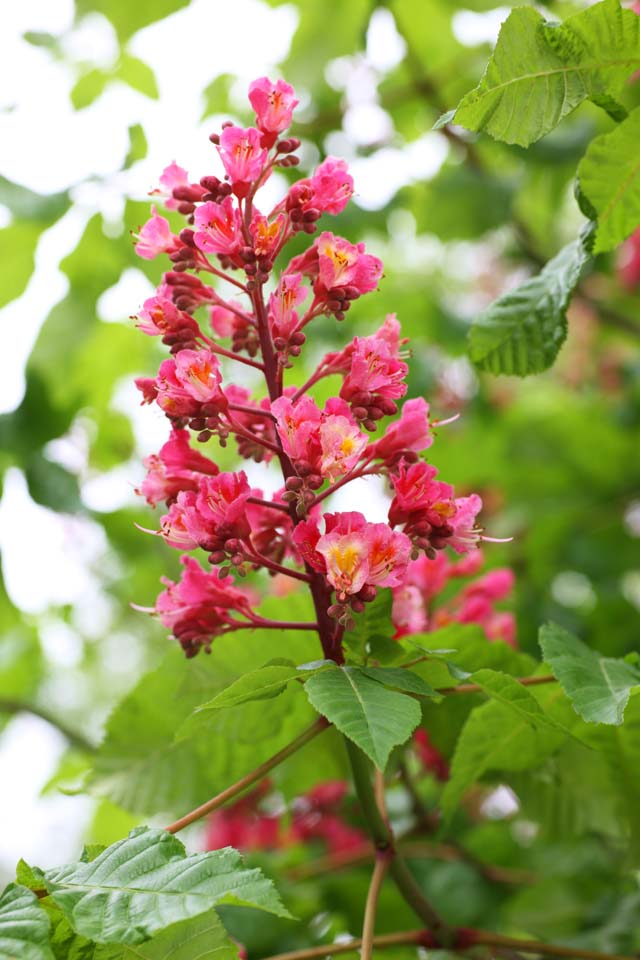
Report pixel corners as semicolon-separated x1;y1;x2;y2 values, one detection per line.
262;930;429;960
164;717;328;833
361;854;390;960
0;699;95;753
345;739;448;937
470;931;637;960
437;675;556;695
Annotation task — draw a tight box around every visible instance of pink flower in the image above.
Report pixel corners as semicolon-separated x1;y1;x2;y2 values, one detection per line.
268;273;308;340
316;232;383;294
138;350;227;420
135;295;200;343
413;730;449;781
154;162;205;211
248;77;298;139
192;471;254;544
309;157;354;215
133;206;181;260
315;512;411;599
210;301;242;338
271;395;322;465
319;413;368;482
250;211;286;259
218;126;268;194
291;518;326;572
370;398;433;460
389;460;455;529
155;556;252;657
159;271;216;311
193;197;243;257
448;494;483;554
340;328;408;405
138;428;219;506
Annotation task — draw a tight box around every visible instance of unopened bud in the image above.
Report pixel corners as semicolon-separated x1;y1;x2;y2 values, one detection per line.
350;599;365;614
197;430;212;442
290;331;306;346
295;460;313;477
285;476;304;491
307;474;323;490
327;604;344;619
209;132;220;144
358;585;378;603
208;550;226;564
289;345;302;357
273;336;287;350
200;175;221;191
363;419;377;432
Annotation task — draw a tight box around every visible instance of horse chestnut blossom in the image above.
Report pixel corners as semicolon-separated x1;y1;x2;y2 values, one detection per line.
132;76;505;660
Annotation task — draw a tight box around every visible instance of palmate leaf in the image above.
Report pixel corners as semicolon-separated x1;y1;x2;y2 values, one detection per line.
449;0;640;146
0;884;53;960
577;107;640;254
539;623;640;725
44;827;289;946
304;666;421;770
468;232;591;376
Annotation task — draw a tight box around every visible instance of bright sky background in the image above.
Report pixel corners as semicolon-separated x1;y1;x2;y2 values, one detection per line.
0;0;508;876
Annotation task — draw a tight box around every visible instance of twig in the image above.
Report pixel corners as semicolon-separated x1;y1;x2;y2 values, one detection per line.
261;930;428;960
437;675;556;695
165;717;328;833
0;699;95;753
360;855;390;960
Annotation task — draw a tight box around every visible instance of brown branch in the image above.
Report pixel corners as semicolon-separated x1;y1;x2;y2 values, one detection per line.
360;854;390;960
437;675;556;695
261;930;428;960
471;930;637;960
165;717;327;833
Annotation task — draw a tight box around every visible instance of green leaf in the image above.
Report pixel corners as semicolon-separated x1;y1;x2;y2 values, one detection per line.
74;0;190;42
577;107;640;254
344;591;400;664
88;632;319;815
95;910;241;959
117;55;159;100
123;124;148;170
70;70;110;110
468;232;591;376
0;222;42;308
539;623;640;725
361;666;440;699
201;74;235;121
304;666;421;769
451;0;640;146
0;177;69;223
470;668;565;732
442;691;567;818
44;827;289;945
179;663;302;737
0;883;53;960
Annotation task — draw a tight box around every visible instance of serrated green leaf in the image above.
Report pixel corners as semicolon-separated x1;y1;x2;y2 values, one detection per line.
468;233;590;376
44;827;289;945
452;0;640;146
304;666;421;770
470;668;565;732
178;663;302;737
442;690;567;818
95;909;241;960
0;883;53;960
361;666;440;699
577;107;640;254
539;623;640;725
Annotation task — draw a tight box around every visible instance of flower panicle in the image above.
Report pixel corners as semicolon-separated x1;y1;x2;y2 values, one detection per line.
130;76;506;659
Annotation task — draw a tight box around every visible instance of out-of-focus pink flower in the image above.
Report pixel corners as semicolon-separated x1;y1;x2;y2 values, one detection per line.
194;197;244;257
218;126;268;195
413;729;449;781
617;227;640;289
370;398;433;460
137;428;219;506
154;162;206;211
268;273;309;341
309;157;354;215
319;413;368;482
272;395;322;465
133;206;181;259
316;232;383;294
155;556;252;657
248;77;298;140
448;494;483;554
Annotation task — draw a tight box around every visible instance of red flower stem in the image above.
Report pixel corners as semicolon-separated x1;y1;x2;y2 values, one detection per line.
228;403;275;419
242;549;313;584
198;257;250;293
290;366;329;402
164;717;328;834
247;496;290;513
225;416;283;456
204;340;265;371
245;618;320;631
310;464;378;508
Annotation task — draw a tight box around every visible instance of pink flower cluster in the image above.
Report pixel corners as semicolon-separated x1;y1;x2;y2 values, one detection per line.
132;77;505;658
